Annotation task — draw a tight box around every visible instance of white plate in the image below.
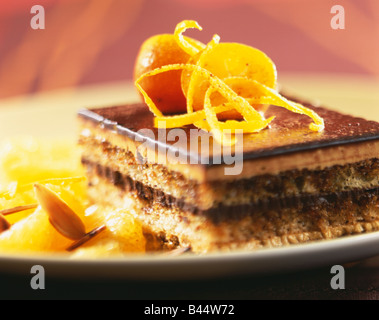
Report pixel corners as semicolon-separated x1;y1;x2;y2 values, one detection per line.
0;76;378;280
1;232;379;280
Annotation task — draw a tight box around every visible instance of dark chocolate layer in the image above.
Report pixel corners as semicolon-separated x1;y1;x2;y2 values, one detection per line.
83;158;379;224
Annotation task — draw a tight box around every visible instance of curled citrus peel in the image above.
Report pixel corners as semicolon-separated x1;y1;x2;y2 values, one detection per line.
153;104;234;128
174;20;206;56
136;64;268;121
135;20;324;145
184;33;220;113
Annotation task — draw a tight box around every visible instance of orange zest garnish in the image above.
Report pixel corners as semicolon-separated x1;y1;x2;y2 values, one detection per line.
134;20;325;145
174;20;205;56
184;33;220;113
136;64;268;122
154;104;234;128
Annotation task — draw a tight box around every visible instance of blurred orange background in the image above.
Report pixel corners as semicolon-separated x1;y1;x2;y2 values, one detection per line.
0;0;378;99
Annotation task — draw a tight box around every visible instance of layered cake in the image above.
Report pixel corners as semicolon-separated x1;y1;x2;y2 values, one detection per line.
78;100;379;253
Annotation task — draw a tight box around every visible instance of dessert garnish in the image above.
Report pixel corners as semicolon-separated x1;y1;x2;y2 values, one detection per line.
33;183;106;250
0;214;10;233
134;20;324;145
66;225;107;252
0;181;107;251
0;138;145;255
34;183;87;240
0;204;38;216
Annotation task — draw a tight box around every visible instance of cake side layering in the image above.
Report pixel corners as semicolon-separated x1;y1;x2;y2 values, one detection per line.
78;101;379;253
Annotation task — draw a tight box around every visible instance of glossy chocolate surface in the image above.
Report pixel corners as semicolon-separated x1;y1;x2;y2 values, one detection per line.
78;99;379;166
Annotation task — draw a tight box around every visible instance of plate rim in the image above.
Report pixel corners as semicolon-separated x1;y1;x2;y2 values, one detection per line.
1;231;379;280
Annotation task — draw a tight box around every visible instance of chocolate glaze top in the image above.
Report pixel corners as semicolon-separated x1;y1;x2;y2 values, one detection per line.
78;98;379;166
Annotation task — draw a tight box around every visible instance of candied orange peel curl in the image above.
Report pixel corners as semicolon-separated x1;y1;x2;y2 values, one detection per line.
134;20;325;145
